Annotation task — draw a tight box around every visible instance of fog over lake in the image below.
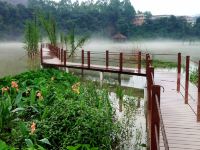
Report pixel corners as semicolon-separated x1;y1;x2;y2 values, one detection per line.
0;39;200;77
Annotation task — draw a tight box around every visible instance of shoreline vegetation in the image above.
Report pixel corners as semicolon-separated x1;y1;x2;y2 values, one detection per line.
0;69;120;149
0;68;146;150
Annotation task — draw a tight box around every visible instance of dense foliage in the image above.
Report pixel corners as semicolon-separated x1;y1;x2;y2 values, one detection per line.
0;69;119;149
1;0;200;40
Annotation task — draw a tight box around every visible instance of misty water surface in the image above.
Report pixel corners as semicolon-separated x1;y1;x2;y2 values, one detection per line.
0;39;200;77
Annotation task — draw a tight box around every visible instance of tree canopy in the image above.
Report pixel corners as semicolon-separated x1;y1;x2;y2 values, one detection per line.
0;0;200;40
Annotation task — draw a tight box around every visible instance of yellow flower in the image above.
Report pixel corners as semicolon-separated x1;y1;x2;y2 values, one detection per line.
72;82;80;94
31;122;36;134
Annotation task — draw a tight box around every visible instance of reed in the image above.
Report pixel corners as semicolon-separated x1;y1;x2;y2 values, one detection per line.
40;15;57;46
24;15;39;58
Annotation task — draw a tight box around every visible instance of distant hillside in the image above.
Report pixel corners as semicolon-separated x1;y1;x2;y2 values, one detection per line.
0;0;28;6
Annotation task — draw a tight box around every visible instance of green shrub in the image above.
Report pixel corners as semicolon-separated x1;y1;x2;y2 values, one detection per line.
0;69;119;149
190;69;198;85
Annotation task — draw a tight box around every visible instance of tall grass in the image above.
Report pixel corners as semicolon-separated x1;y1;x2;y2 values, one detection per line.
40;15;57;46
24;15;40;58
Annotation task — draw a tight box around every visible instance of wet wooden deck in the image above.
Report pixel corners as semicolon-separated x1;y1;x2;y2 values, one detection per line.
155;70;200;150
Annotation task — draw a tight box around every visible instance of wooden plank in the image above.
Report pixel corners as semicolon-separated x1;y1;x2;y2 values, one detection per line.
156;71;200;150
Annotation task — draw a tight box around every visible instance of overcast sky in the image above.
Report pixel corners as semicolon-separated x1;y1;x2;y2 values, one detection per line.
54;0;200;16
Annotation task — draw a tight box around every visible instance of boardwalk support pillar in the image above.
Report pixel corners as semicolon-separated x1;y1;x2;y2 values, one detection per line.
151;85;161;150
197;61;200;122
118;74;121;85
185;56;190;104
100;72;104;87
177;53;181;92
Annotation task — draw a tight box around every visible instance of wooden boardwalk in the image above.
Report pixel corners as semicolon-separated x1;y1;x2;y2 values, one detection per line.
42;47;146;76
155;70;200;150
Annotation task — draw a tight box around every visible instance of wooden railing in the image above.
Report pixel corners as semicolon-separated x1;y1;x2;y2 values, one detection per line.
40;43;147;75
176;53;200;122
146;54;169;150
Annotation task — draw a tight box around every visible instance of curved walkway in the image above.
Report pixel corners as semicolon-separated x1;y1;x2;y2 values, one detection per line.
155;70;200;150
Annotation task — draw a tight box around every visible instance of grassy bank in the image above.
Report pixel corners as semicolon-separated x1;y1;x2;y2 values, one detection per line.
141;59;178;69
0;69;120;149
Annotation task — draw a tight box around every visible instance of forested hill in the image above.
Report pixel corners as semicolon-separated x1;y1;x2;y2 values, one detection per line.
0;0;200;40
0;0;28;6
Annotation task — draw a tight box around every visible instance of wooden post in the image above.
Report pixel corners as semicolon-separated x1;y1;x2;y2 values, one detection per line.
61;49;63;63
119;53;123;71
58;48;60;60
147;67;154;130
40;44;43;65
106;50;109;69
177;53;181;92
82;50;84;66
151;85;161;150
185;56;190;104
138;51;141;73
64;51;66;66
146;54;150;74
81;50;84;77
87;51;90;68
197;61;200;122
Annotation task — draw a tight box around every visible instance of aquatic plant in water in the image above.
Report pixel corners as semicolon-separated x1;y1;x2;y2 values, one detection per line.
40;15;57;46
63;26;88;58
24;15;40;58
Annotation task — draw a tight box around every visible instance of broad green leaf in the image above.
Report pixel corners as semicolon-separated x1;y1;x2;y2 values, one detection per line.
25;139;34;148
37;145;46;150
11;107;25;113
14;92;22;106
39;138;51;145
0;140;9;150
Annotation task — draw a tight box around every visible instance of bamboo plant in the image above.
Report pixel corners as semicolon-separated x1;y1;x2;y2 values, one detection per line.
39;15;57;46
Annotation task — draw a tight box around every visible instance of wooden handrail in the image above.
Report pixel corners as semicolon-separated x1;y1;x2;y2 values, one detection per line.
146;54;169;150
197;61;200;122
155;125;160;150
